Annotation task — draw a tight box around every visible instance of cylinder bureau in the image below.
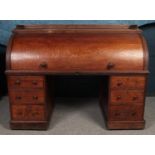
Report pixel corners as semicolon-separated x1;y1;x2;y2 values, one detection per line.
6;24;149;130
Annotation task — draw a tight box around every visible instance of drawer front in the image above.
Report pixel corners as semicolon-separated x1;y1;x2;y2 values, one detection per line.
110;90;144;104
8;76;45;89
11;105;45;121
110;76;146;90
9;90;45;104
109;106;143;121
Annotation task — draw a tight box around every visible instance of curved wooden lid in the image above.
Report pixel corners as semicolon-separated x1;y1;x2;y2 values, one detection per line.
6;25;148;74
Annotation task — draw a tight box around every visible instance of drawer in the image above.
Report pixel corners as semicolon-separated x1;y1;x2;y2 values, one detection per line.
109;105;143;121
8;76;45;89
110;76;146;90
110;90;144;104
9;90;45;104
11;105;46;121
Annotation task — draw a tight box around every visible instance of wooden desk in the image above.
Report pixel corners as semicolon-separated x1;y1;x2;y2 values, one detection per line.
6;25;149;130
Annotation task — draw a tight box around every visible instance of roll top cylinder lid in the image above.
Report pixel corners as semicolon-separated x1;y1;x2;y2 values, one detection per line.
6;24;149;74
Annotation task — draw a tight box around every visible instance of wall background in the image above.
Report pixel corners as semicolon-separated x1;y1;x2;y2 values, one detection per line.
0;20;154;45
0;20;155;96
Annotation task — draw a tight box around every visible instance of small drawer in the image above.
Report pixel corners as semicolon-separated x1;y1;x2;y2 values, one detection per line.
11;105;46;121
8;76;45;89
109;106;143;121
9;90;45;104
110;76;146;90
110;90;144;104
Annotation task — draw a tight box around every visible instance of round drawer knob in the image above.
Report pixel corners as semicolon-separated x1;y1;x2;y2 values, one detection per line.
39;62;47;69
117;96;122;100
131;112;136;116
115;112;120;116
33;96;38;100
107;62;115;70
117;82;122;86
32;80;38;85
16;96;22;100
15;80;21;85
32;112;39;116
132;96;138;100
17;112;22;115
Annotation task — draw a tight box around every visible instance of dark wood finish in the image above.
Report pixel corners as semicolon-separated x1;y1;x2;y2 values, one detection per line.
11;105;46;121
9;90;45;104
7;75;53;130
10;121;49;130
107;120;145;130
108;105;144;121
5;70;149;75
6;35;13;69
110;90;144;104
106;75;146;129
10;33;144;71
8;76;45;89
110;76;146;90
6;24;149;130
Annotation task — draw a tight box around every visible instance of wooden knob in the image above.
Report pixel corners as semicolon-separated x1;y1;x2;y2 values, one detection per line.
32;112;39;116
15;80;21;85
33;96;38;100
115;112;120;116
16;96;22;100
117;96;122;100
117;82;122;86
39;62;47;68
107;62;115;70
17;112;22;115
132;96;138;101
32;80;38;85
131;112;136;116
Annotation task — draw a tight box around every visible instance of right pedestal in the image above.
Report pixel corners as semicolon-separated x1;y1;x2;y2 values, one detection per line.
100;75;147;130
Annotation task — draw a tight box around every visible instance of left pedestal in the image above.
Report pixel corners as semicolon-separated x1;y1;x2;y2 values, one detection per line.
7;75;53;130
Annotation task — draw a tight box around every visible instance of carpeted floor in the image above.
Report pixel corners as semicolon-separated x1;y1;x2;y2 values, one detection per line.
0;96;155;135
